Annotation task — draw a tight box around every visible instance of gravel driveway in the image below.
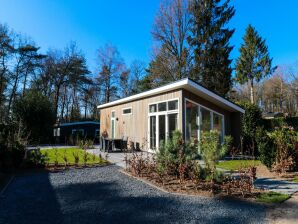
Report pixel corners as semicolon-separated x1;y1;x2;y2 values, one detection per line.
0;165;267;224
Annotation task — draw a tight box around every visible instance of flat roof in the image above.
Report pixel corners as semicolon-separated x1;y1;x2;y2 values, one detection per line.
58;121;100;127
97;78;244;113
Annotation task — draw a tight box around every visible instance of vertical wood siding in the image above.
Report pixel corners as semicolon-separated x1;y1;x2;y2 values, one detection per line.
99;90;183;151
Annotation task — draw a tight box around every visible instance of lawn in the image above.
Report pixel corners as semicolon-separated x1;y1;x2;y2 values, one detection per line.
217;160;261;171
292;176;298;183
256;192;290;203
41;148;107;166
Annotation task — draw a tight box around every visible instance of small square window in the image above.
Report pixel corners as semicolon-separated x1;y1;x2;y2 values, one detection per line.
168;100;178;110
149;104;157;113
111;111;115;118
158;102;167;112
123;108;132;114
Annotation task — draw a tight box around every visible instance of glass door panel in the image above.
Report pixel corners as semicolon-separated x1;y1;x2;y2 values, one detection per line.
149;116;156;149
168;113;178;138
111;119;115;139
185;101;199;141
159;115;166;145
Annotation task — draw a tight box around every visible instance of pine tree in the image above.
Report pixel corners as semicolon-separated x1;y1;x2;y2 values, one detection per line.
188;0;235;96
235;24;275;104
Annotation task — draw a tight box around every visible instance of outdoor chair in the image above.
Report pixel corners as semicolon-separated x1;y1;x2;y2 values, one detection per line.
121;136;128;151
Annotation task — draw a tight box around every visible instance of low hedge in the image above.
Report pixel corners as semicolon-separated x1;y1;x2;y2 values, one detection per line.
262;117;298;131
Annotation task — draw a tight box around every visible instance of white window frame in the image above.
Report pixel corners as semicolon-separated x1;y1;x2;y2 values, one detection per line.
148;98;179;150
56;128;60;137
184;98;225;143
122;107;132;115
111;110;116;139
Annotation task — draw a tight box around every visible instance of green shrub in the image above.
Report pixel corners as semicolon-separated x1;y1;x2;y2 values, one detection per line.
262;117;298;131
25;148;49;167
199;131;231;182
269;127;298;172
156;130;197;178
240;103;263;156
12;89;55;144
0;121;26;169
256;127;276;168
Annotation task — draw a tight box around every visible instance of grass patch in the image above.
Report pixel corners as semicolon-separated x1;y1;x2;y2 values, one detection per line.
292;176;298;183
217;160;261;171
256;192;290;203
41;148;107;165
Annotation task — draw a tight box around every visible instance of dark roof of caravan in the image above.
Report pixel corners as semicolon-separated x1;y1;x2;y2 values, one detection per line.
57;121;100;127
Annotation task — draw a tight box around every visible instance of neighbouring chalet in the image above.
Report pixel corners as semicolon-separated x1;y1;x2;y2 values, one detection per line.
97;78;245;151
53;121;100;145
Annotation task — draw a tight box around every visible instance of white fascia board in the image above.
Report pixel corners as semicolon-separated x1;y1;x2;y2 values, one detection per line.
187;79;245;113
97;79;188;109
97;78;244;113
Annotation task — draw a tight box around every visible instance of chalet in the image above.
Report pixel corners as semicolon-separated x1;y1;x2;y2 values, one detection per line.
97;78;244;151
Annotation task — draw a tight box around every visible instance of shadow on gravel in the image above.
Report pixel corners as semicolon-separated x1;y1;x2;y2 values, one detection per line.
0;167;266;224
0;171;63;224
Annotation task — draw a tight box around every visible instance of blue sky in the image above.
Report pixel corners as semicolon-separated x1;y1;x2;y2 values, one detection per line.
1;0;298;74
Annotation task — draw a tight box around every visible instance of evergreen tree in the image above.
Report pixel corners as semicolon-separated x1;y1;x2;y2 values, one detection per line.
235;24;275;104
188;0;235;96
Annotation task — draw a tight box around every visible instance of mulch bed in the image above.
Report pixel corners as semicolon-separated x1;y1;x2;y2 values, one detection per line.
122;169;264;200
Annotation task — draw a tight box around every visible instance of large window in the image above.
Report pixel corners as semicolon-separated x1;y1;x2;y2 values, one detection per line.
185;101;199;141
168;113;178;138
200;107;212;132
185;99;225;143
148;99;179;149
213;113;224;142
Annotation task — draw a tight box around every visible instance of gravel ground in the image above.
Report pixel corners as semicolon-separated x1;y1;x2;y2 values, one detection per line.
0;165;267;224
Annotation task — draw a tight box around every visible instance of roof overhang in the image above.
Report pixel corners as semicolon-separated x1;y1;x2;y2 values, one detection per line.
97;78;244;113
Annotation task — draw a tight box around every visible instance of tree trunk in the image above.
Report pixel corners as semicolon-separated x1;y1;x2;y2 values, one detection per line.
250;79;254;104
84;101;87;119
60;85;67;120
54;85;61;120
7;73;20;115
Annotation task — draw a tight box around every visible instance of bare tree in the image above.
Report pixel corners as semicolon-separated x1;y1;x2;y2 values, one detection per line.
96;44;124;103
130;60;146;94
151;0;192;81
0;24;14;119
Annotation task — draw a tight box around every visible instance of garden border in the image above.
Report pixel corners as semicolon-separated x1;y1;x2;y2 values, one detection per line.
120;169;216;198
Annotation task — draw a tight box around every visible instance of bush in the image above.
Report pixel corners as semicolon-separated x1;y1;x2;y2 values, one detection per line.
0;121;26;169
262;117;298;131
156;130;198;180
12;89;55;144
199;131;232;182
269;127;298;172
256;127;276;168
25;148;49;168
240;103;263;156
